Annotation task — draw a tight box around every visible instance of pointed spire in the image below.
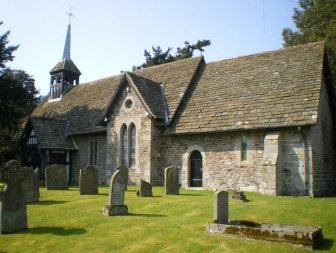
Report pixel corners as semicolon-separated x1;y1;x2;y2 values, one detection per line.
62;24;71;60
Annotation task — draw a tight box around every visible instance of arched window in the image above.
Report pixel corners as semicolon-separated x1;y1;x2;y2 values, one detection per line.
190;150;203;187
121;124;127;166
241;135;247;161
129;123;136;168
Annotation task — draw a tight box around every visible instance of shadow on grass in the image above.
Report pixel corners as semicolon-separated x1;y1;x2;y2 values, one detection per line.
21;226;87;236
316;238;334;251
177;193;203;196
127;213;166;218
28;200;69;205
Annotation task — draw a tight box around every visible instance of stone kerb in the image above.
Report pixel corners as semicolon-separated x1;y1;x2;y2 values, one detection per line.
0;160;28;234
136;179;153;197
79;165;99;195
21;167;39;203
116;165;128;191
214;191;228;224
164;166;179;195
103;170;128;216
45;164;68;190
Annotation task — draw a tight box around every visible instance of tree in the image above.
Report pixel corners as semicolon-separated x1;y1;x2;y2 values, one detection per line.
0;21;42;163
132;39;211;70
282;0;336;83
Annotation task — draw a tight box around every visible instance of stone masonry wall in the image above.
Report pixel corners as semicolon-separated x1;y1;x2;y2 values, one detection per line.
71;133;107;184
311;79;336;197
106;83;153;185
157;131;271;194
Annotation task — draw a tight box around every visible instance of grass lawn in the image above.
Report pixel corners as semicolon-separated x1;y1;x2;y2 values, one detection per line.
0;186;335;253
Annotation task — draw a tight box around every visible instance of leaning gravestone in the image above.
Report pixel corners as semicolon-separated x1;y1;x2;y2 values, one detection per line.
214;191;228;224
136;179;153;197
0;160;28;233
103;170;128;216
45;164;68;190
79;165;99;195
164;166;179;195
21;167;39;203
116;165;128;191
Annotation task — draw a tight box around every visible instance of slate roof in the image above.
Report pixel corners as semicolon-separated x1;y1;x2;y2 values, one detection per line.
29;117;76;150
167;41;326;134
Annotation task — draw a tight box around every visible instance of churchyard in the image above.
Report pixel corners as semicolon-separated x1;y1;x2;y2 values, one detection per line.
0;184;335;252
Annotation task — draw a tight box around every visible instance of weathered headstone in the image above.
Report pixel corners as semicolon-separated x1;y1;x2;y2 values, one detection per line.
45;164;68;190
136;179;153;197
232;191;247;202
116;165;128;191
0;160;28;233
79;165;99;195
21;167;39;203
214;191;228;224
103;170;128;216
164;166;179;195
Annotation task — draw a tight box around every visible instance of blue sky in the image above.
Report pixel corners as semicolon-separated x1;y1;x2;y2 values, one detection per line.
1;0;299;96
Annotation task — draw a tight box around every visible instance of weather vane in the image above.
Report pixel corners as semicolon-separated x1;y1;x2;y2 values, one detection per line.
66;5;75;25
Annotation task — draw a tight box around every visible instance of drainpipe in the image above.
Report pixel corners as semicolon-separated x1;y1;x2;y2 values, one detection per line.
298;126;308;196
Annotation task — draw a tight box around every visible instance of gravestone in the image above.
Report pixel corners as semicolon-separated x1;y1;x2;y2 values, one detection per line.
116;165;128;191
103;170;128;216
0;160;28;233
79;165;99;195
136;179;153;197
164;166;179;195
21;167;39;203
45;164;68;190
214;191;228;224
232;191;247;202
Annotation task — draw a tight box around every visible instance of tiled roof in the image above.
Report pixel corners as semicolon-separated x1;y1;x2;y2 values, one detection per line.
50;58;81;75
33;56;203;139
30;117;76;150
126;72;166;120
167;41;326;134
32;75;123;135
133;57;203;121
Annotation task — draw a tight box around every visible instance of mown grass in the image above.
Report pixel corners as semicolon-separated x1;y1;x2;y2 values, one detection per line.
0;186;335;253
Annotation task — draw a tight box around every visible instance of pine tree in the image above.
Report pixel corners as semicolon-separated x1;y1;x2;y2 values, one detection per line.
132;40;211;70
282;0;336;84
0;21;42;163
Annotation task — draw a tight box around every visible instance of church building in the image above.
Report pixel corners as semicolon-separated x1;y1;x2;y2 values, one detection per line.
16;24;336;197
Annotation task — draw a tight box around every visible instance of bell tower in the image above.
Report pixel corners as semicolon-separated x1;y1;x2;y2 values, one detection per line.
49;8;81;100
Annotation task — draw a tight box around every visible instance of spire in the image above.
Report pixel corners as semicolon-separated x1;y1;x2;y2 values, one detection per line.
62;24;71;60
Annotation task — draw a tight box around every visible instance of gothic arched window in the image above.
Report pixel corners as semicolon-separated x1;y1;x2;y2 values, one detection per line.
129;123;136;168
121;124;127;166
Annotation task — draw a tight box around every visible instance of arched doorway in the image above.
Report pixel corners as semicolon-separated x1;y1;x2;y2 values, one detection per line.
190;151;203;187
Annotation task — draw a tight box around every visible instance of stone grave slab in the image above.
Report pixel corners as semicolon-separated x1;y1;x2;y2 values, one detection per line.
0;160;28;233
164;166;179;195
214;191;228;224
103;170;128;216
21;167;39;203
232;191;247;202
79;165;99;195
136;179;153;197
116;165;128;191
45;164;68;190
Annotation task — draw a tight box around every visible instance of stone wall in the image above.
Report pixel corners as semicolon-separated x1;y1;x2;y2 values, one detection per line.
311;79;336;197
106;83;155;185
158;131;270;193
71;133;107;184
